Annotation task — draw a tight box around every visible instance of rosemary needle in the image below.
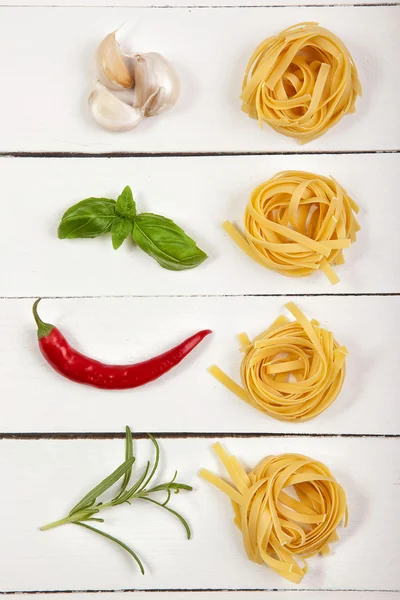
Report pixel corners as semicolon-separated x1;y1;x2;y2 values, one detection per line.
40;426;193;573
74;522;145;574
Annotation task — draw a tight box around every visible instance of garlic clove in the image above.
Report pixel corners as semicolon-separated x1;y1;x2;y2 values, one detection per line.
134;52;180;117
96;30;133;90
89;81;144;132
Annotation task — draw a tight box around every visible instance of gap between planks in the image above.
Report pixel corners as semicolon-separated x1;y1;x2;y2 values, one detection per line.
1;432;399;440
1;293;400;299
1;588;399;595
0;150;400;158
0;3;399;8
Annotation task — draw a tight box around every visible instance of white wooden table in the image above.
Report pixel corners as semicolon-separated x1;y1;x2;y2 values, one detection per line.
0;0;399;598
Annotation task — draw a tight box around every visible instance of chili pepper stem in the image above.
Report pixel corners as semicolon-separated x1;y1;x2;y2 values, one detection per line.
32;298;55;339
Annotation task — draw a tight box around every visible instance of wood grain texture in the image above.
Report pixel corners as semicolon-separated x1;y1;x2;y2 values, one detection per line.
1;154;399;297
0;437;398;592
0;6;398;152
1;295;399;434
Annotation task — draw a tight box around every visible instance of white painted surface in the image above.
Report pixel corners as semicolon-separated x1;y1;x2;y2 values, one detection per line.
1;0;399;596
0;437;399;591
1;295;399;434
1;154;399;297
0;6;398;152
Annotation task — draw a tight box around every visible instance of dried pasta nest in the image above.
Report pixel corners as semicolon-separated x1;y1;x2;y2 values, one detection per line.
200;443;348;583
223;170;360;285
209;302;348;422
241;22;362;143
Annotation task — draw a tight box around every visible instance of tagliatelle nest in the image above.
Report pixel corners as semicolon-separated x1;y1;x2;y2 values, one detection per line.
200;443;348;583
241;22;362;143
209;302;348;422
223;170;360;285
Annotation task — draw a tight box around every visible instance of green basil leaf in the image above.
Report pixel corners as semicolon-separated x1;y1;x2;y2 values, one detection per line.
58;198;116;239
132;213;207;271
111;217;133;250
116;186;136;219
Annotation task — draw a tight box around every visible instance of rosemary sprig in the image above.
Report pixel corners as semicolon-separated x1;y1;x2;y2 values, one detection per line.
40;426;193;573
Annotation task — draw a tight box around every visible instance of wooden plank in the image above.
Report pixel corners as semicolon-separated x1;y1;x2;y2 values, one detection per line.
1;295;399;434
1;154;399;297
0;436;398;591
0;6;398;152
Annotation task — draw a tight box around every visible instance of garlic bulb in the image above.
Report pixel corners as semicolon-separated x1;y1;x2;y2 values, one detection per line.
134;52;180;116
97;31;133;90
90;28;180;132
89;81;144;132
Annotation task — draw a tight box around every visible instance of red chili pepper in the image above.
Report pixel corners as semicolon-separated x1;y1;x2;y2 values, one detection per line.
33;299;211;390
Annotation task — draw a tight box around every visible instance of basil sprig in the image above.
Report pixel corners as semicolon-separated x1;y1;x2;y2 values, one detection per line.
58;186;207;271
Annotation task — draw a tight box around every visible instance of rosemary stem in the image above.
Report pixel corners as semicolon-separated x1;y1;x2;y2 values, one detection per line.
40;495;144;531
40;516;76;531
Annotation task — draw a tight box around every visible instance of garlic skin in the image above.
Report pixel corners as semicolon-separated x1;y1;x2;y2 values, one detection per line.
96;31;133;90
134;52;180;116
89;81;144;132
